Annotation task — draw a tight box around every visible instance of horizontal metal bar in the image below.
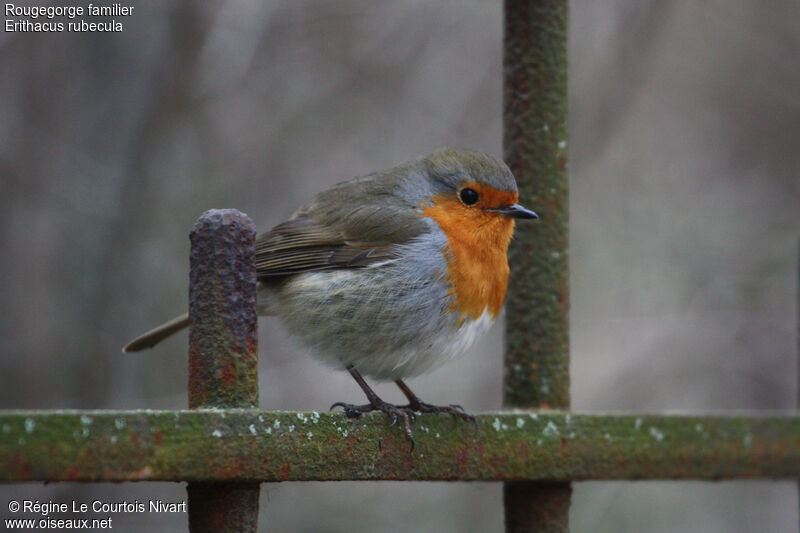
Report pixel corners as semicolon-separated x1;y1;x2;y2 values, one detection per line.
1;410;798;482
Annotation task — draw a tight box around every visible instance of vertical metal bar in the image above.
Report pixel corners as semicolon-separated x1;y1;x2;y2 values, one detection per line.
503;0;571;531
505;482;571;533
187;209;260;533
797;238;799;533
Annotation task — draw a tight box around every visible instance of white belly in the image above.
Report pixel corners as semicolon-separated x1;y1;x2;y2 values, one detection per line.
355;309;496;380
260;270;497;381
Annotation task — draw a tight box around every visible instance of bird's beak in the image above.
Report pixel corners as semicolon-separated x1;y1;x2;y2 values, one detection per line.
489;204;539;219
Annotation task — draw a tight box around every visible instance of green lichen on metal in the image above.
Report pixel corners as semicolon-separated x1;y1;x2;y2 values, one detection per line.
188;209;259;410
503;0;570;529
186;209;260;533
503;0;570;411
2;410;798;482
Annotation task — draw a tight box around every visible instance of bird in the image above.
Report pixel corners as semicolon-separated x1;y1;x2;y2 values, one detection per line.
123;148;538;448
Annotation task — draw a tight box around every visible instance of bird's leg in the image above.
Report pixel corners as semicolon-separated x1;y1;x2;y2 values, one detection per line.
394;379;478;426
330;365;416;449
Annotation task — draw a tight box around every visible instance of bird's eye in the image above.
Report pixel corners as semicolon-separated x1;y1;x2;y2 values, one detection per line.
459;188;479;206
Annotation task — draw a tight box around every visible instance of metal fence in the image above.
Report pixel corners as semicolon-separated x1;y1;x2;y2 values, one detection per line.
2;2;799;532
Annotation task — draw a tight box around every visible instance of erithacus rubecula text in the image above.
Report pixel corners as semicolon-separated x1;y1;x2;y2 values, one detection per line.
124;148;538;447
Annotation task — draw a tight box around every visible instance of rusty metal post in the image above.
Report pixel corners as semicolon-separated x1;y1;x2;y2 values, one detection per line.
503;0;571;531
187;209;260;532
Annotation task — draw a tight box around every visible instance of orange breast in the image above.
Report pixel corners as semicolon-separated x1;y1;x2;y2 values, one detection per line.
422;192;516;320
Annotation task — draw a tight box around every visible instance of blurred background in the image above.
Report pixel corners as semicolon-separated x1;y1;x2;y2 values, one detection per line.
1;1;798;531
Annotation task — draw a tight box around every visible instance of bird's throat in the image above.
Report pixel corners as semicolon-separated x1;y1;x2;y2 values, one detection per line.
422;197;514;320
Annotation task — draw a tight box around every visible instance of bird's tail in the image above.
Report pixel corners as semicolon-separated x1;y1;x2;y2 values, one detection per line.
122;313;190;353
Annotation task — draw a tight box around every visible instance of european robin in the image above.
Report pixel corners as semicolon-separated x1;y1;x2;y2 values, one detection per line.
124;148;538;447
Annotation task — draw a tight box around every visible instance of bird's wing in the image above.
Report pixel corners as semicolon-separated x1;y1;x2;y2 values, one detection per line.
255;217;396;276
256;177;430;277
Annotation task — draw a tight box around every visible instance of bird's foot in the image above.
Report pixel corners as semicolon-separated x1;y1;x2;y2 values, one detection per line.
330;399;417;450
404;399;478;427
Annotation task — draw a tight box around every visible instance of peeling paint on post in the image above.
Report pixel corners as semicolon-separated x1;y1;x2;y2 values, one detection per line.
503;0;570;531
187;209;259;533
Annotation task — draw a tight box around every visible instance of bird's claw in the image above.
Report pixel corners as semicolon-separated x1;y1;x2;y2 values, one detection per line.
331;394;475;451
405;399;479;426
331;397;417;450
448;404;479;426
330;401;365;418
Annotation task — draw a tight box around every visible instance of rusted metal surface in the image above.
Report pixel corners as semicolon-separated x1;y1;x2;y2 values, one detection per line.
503;0;570;530
2;410;798;482
503;0;570;411
188;483;260;532
505;482;571;533
189;209;259;409
187;209;259;533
